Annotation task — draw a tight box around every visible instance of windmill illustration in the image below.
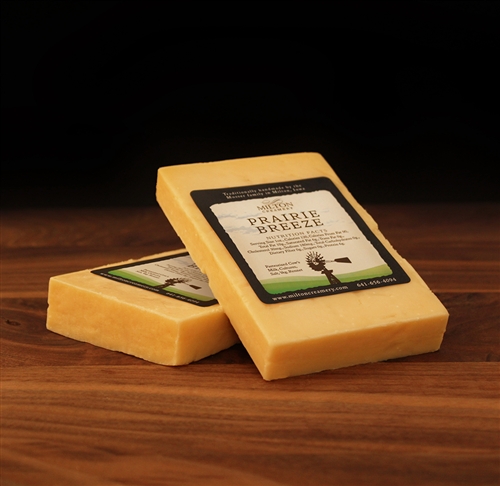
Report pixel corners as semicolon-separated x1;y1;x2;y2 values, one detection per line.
306;251;351;285
153;277;201;290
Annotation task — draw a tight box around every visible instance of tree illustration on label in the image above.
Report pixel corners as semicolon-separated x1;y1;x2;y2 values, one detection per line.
153;277;202;290
306;251;351;285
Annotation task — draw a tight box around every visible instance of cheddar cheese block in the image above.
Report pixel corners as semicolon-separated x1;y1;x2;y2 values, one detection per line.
47;250;238;365
156;152;449;380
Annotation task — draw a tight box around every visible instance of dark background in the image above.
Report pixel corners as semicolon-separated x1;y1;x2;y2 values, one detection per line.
2;1;499;208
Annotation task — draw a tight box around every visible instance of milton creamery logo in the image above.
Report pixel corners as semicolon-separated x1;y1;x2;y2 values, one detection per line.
306;251;351;285
257;198;294;213
247;199;324;234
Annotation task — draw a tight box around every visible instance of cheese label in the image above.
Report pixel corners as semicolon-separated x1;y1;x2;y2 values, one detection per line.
192;177;410;304
91;253;218;307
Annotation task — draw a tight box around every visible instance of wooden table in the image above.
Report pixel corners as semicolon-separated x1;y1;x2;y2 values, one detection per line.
1;203;499;486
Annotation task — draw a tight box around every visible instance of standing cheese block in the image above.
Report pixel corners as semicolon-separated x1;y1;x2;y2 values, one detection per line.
156;152;449;380
47;249;238;365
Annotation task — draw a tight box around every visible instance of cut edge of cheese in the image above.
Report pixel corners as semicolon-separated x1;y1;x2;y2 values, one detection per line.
46;249;239;366
156;152;449;380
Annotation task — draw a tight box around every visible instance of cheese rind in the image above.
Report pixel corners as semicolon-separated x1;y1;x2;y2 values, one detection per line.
156;152;449;380
46;250;238;365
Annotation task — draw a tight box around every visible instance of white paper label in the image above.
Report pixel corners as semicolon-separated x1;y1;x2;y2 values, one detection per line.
192;177;409;303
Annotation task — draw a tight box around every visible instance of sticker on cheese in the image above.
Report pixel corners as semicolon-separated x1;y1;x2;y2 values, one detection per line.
91;252;217;306
191;177;410;304
156;153;449;380
46;250;238;366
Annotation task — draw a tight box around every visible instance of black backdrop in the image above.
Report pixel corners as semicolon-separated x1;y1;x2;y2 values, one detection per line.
2;1;499;208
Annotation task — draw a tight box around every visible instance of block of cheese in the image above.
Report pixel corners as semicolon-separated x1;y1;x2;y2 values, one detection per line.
47;249;238;365
156;152;449;380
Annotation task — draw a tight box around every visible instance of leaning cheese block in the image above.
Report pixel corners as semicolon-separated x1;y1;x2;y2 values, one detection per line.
47;249;238;365
156;152;449;380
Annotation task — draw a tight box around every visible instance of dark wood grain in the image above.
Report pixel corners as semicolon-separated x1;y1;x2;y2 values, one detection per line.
1;204;499;486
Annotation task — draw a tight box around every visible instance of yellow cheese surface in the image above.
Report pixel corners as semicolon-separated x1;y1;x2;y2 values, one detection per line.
156;153;449;380
46;250;238;365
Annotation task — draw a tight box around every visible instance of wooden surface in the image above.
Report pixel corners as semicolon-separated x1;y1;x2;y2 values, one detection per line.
1;203;499;486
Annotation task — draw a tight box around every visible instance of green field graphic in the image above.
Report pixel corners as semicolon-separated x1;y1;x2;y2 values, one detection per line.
109;269;158;286
108;269;212;300
336;264;393;282
260;264;393;294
